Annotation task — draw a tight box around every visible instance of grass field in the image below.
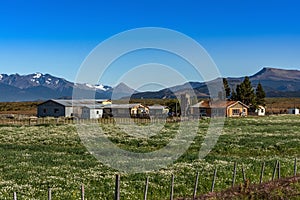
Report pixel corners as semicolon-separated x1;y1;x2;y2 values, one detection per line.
0;115;300;199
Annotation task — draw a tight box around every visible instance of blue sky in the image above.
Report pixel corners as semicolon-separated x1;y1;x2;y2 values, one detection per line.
0;0;300;87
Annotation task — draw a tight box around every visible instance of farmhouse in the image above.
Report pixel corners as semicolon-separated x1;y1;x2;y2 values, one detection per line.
37;99;111;118
190;100;249;117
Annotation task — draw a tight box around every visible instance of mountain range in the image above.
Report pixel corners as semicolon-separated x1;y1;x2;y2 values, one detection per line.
130;67;300;99
0;67;300;102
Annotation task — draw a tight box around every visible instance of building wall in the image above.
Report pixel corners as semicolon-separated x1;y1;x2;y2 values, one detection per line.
81;107;90;119
227;103;248;117
190;107;211;117
288;108;299;114
65;107;74;117
90;109;103;119
257;107;265;116
81;108;103;119
37;101;65;117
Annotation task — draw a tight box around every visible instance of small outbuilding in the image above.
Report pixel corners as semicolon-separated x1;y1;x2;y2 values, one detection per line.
255;105;266;116
81;105;104;119
147;105;169;118
288;108;299;115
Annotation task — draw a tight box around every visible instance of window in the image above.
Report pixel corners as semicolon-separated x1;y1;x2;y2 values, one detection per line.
232;109;240;115
200;109;206;114
54;108;59;114
43;108;47;113
96;111;99;114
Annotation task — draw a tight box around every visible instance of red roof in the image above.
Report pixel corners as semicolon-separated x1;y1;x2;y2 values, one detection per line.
191;100;249;109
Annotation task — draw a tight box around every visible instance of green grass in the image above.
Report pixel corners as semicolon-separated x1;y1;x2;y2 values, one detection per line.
0;115;300;199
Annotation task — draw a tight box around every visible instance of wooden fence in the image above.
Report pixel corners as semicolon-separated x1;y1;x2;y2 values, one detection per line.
0;117;184;126
9;158;298;200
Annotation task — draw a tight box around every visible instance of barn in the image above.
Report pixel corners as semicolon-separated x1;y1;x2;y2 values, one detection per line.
37;99;111;118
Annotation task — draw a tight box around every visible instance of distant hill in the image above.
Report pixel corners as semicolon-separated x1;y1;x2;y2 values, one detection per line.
227;67;300;97
131;67;300;99
1;67;300;101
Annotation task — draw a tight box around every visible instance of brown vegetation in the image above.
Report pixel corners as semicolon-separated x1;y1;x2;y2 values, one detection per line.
177;175;300;200
265;98;300;114
0;101;40;116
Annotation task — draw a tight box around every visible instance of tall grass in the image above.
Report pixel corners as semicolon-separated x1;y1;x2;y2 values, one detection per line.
0;115;299;199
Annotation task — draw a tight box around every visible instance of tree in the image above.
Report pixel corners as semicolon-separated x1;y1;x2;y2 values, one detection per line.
231;90;237;101
235;84;243;101
231;77;257;110
223;78;231;99
256;82;266;106
240;76;256;108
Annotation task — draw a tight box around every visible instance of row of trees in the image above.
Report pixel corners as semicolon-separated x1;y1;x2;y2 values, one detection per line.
223;77;266;110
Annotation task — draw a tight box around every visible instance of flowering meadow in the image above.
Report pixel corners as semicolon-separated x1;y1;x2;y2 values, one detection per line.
0;115;299;199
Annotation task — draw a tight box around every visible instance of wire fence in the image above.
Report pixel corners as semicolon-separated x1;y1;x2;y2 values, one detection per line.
8;158;299;200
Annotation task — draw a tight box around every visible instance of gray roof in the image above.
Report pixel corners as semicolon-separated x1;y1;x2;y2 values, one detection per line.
82;105;105;109
148;105;167;110
42;99;110;107
102;104;143;109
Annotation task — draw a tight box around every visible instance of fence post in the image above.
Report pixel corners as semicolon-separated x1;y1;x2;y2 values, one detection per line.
144;177;149;200
277;161;281;179
294;158;297;176
260;162;265;184
211;168;217;192
48;188;52;200
13;192;17;200
232;162;237;187
81;184;85;200
241;165;246;182
114;174;120;200
170;174;174;200
272;160;279;181
193;171;199;199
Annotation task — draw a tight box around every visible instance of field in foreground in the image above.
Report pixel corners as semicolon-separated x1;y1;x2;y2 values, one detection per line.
0;115;300;199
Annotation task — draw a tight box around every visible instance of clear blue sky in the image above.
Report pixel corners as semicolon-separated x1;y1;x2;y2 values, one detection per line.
0;0;300;86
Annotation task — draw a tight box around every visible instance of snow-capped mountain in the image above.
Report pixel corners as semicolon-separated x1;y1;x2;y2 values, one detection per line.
0;73;114;101
83;83;111;91
0;73;73;90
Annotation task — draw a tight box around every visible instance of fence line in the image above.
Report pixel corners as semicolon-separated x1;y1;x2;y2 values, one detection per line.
0;117;186;126
9;158;298;199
